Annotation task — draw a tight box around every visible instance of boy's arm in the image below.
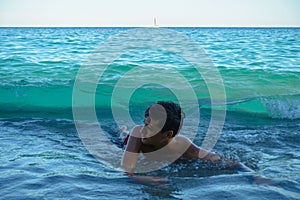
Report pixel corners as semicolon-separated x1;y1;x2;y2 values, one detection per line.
121;126;142;173
182;137;255;173
180;136;221;162
121;126;171;185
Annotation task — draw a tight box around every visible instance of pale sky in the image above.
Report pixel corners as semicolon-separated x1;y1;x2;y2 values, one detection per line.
0;0;299;27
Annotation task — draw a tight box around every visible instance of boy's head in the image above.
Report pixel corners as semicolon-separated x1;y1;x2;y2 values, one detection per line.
144;101;184;137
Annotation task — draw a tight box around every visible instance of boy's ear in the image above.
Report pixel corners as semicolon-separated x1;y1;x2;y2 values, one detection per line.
166;130;173;138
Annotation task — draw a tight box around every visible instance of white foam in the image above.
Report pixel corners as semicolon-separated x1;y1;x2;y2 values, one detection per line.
261;95;300;119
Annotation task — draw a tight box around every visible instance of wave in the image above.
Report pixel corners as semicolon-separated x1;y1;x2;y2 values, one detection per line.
225;94;300;119
0;81;299;120
0;63;299;119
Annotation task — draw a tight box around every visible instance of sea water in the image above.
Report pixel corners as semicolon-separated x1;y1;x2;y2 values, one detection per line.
0;27;299;199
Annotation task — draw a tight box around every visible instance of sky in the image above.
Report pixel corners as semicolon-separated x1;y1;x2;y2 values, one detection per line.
0;0;299;27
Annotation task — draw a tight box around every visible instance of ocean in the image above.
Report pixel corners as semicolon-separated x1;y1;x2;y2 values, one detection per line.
0;27;299;199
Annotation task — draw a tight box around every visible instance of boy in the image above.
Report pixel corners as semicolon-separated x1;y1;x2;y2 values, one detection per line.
121;101;254;174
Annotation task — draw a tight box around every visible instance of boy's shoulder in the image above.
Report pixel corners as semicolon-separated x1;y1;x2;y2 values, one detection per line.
174;135;192;144
170;135;198;158
170;135;193;151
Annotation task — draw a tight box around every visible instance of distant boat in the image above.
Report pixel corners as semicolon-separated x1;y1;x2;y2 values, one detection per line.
153;18;159;27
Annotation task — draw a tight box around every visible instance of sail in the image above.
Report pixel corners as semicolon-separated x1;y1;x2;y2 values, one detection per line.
153;18;158;27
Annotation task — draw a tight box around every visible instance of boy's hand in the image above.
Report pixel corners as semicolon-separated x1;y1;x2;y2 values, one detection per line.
205;153;221;162
128;174;171;186
199;151;221;162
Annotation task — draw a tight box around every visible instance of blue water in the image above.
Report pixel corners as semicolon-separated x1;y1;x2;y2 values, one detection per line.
0;27;300;199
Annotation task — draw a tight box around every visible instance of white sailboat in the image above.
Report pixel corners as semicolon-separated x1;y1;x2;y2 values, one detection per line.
153;17;159;28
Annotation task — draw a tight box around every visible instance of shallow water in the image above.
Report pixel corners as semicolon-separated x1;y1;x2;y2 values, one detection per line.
0;27;299;199
1;114;299;199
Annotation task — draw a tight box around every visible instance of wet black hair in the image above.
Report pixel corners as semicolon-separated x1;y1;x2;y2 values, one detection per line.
144;101;183;137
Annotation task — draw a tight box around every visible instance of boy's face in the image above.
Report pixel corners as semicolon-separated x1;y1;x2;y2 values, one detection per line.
140;116;169;147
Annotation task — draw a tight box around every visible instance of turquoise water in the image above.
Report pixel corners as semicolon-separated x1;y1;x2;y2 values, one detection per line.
0;27;300;199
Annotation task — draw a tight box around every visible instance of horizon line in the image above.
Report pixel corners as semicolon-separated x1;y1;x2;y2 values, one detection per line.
1;25;300;28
